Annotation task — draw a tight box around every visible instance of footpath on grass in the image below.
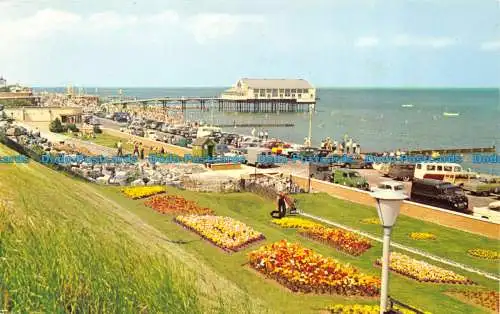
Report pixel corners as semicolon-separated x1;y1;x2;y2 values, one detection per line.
299;211;500;282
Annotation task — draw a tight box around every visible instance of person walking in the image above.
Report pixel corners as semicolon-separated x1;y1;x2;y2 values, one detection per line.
139;144;145;160
116;140;123;156
264;130;269;141
270;191;287;218
251;128;256;137
133;142;139;157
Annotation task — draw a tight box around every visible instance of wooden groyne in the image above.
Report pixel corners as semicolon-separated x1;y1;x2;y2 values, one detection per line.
364;146;496;155
215;123;294;128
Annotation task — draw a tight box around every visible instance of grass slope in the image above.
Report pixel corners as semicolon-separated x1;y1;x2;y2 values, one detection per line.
98;186;498;314
0;144;268;313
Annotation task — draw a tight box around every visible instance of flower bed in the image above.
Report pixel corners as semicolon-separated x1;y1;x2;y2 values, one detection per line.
375;252;473;285
467;248;499;260
299;227;372;256
271;217;323;229
121;186;166;199
360;218;379;225
145;195;213;215
447;290;499;313
326;304;432;314
409;232;437;240
175;215;264;252
248;240;380;296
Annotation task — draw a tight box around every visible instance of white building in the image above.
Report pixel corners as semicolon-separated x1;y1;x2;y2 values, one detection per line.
221;78;316;103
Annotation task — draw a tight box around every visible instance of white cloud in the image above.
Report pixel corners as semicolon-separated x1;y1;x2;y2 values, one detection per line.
145;11;180;25
480;40;500;51
0;9;262;50
392;34;457;48
355;37;379;47
87;12;139;30
1;9;81;40
186;13;265;44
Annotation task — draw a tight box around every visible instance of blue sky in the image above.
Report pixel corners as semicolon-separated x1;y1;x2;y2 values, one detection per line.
0;0;499;87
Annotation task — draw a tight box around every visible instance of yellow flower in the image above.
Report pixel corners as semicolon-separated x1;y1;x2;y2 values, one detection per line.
467;248;500;260
376;252;472;284
121;186;165;199
175;215;264;251
326;304;432;314
360;218;380;225
271;217;322;229
409;232;437;240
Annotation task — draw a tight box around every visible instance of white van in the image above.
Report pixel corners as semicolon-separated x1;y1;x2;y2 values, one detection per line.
197;126;222;138
414;162;476;185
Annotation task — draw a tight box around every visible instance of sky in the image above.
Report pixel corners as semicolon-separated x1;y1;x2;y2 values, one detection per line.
0;0;499;87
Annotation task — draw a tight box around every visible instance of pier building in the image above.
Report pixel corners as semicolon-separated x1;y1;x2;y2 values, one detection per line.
221;78;316;104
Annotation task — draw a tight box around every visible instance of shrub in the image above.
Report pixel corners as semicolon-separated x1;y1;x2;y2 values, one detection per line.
49;118;64;133
67;123;79;132
93;125;102;134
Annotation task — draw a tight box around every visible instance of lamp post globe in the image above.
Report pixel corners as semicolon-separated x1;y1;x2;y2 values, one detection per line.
370;189;407;314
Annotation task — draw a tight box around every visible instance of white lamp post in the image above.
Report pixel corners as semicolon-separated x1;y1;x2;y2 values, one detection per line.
371;189;407;314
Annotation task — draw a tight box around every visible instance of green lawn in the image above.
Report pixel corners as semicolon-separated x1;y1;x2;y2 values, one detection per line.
0;144;266;313
97;186;499;314
1;141;498;314
293;193;500;275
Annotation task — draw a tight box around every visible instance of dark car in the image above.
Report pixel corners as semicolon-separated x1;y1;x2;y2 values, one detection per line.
388;163;415;181
113;112;129;123
333;154;372;169
308;163;331;181
410;178;469;212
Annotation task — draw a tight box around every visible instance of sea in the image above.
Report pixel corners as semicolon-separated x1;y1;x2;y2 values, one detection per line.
35;87;500;174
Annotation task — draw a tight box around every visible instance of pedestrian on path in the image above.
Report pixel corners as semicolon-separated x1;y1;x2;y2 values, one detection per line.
133;142;139;157
139;145;145;160
117;140;123;156
264;130;269;141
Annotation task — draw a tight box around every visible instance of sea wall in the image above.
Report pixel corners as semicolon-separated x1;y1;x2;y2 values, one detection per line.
291;175;500;240
3;107;82;122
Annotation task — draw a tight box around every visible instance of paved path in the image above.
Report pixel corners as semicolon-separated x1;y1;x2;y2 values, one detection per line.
300;211;500;282
16;122;115;156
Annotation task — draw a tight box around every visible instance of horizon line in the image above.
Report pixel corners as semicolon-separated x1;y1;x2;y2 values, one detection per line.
31;85;500;89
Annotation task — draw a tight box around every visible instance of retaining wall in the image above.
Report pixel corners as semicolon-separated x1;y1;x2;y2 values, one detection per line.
291;175;500;240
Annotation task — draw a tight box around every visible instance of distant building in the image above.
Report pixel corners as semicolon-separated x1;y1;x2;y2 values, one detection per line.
221;78;316;103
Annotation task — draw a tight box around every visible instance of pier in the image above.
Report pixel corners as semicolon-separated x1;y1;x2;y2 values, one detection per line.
102;97;314;113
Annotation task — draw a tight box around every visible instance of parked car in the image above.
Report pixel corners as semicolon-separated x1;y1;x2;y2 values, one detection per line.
410;178;469;212
160;124;170;133
245;147;274;167
462;175;500;196
387;163;415;181
371;180;408;197
131;128;145;137
215;144;230;156
146;130;158;141
308;163;331;181
331;168;370;190
378;163;392;177
224;149;247;163
472;201;500;223
336;154;372;169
